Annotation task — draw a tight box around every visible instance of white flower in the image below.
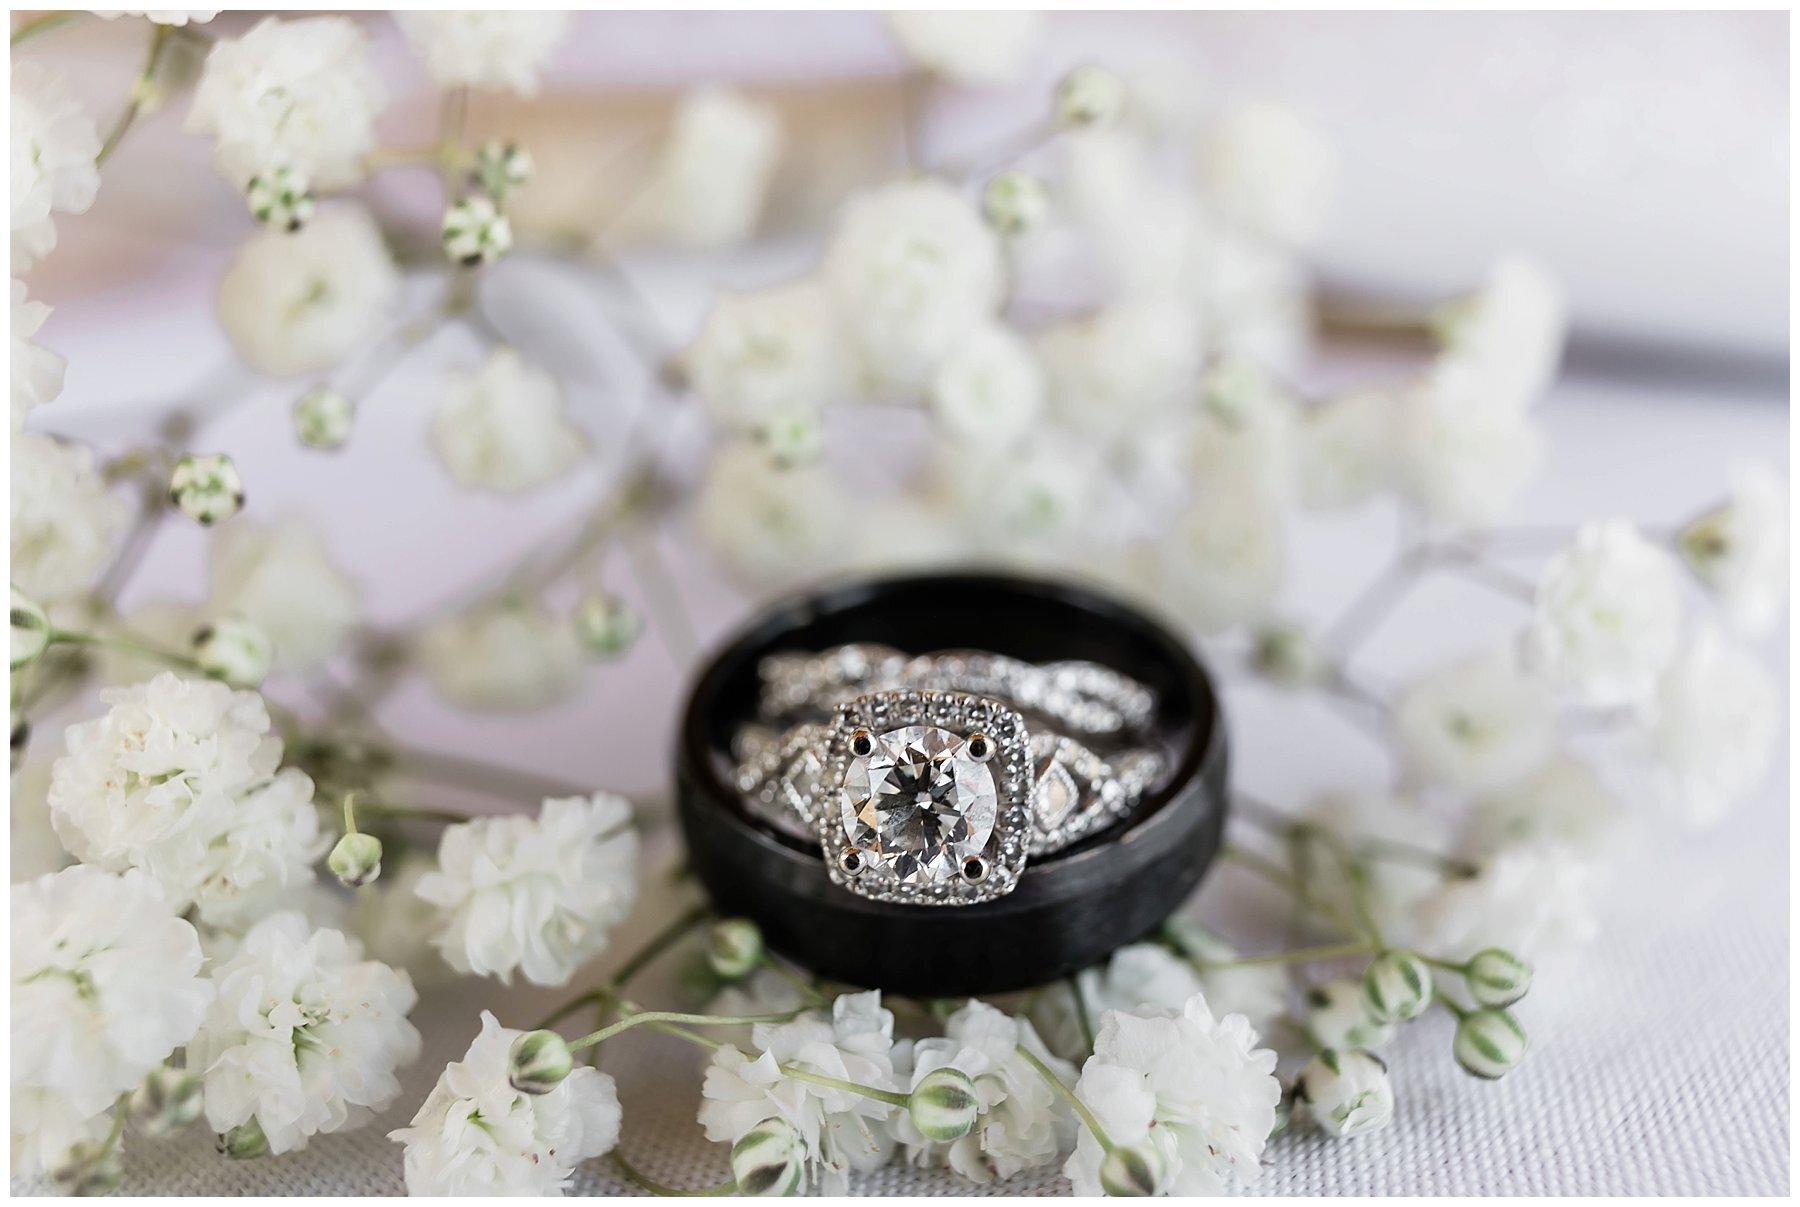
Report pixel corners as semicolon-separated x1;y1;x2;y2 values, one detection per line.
1298;1049;1393;1139
1646;624;1778;828
1527;521;1683;707
1396;362;1543;529
623;87;783;248
695;443;854;592
1055;65;1129;129
186;912;420;1154
215;205;399;377
1302;979;1393;1054
1064;992;1281;1196
1395;646;1554;794
1407;844;1597;974
210;517;362;673
1161;922;1290;1034
686;282;844;432
1436;256;1566;410
48;671;324;925
12;279;65;432
10;63;99;270
1200;101;1334;247
416;599;584;712
1039;297;1203;438
432;348;587;492
896;1000;1076;1183
825;179;1004;394
396;11;570;95
1190;354;1300;498
1679;462;1789;636
186;16;385;189
93;11;218;26
886;11;1044;86
929;431;1108;565
1300;792;1455;934
11;1086;112;1186
1469;753;1624;859
391;1010;621;1195
1032;942;1204;1062
1163;477;1285;636
11;867;211;1132
929;323;1045;447
699;991;903;1195
355;850;453;989
418;793;638;987
1297;389;1398;511
10;433;127;604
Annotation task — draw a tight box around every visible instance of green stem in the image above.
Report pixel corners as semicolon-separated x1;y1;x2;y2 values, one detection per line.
1199;940;1378;969
778;1066;911;1110
567;1008;805;1053
610;903;713;991
97;24;172;165
1018;1044;1111;1153
1067;978;1096;1056
48;628;199;673
609;1150;735;1197
356;801;476;827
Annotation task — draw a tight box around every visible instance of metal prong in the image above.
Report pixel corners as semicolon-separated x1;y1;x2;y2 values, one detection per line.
961;856;989;883
838;848;867;876
965;732;993;762
850;729;874;758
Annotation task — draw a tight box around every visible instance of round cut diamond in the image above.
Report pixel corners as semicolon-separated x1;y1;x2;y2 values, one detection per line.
841;725;998;884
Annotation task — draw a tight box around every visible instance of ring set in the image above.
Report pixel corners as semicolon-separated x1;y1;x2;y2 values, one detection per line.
732;645;1166;906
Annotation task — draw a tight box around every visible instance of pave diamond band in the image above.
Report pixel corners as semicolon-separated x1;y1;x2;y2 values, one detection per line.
731;650;1165;905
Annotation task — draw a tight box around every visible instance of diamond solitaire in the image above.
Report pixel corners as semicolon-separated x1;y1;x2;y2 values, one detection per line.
841;725;998;886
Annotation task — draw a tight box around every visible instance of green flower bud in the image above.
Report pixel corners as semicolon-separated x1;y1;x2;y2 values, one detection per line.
11;588;51;670
328;831;383;888
1297;1049;1394;1139
907;1066;980;1143
169;452;245;526
756;409;825;468
130;1065;204;1137
12;706;29;773
442;195;513;268
219;1117;270;1160
294;387;354;451
1098;1142;1166;1196
245;166;316;232
508;1029;575;1095
472;140;534;200
49;1138;124;1195
1055;65;1127;129
730;1116;806;1197
1304;978;1394;1053
193;616;273;689
1362;950;1433;1024
1250;622;1328;686
1454;1008;1528;1080
982;169;1050;235
574;591;642;659
706;917;764;981
1464;948;1533;1009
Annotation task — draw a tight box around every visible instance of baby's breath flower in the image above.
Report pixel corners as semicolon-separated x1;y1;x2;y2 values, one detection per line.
1362;950;1433;1023
1304;979;1394;1053
293;386;354;450
11;433;128;604
210;517;362;674
1648;623;1777;828
245;167;316;232
396;12;571;95
192;615;274;688
1098;1144;1166;1196
887;11;1043;86
1676;461;1788;635
982;169;1050;235
11;63;100;270
1055;65;1128;129
1395;646;1554;794
929;323;1046;447
219;1118;270;1160
1454;1008;1528;1079
441;195;514;267
328;831;383;888
1201;100;1334;247
417;598;584;712
12;278;66;433
730;1117;806;1196
907;1066;980;1144
1464;948;1532;1008
1298;1049;1394;1139
617;87;783;248
508;1029;576;1095
431;347;586;493
1250;621;1328;686
707;918;765;981
756;407;826;467
170;452;246;526
574;591;642;659
1528;521;1683;708
685;283;842;433
471;140;534;200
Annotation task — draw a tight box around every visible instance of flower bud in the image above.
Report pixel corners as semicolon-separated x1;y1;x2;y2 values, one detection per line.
328;831;383;888
1055;65;1127;129
1454;1008;1528;1080
245;166;316;232
729;1116;805;1197
294;387;354;451
219;1117;270;1160
1297;1049;1394;1139
1464;948;1532;1008
907;1066;980;1143
574;591;642;659
706;917;764;981
1250;622;1328;686
169;452;245;526
49;1138;124;1195
193;616;273;689
11;707;29;773
472;140;534;200
508;1029;575;1094
1675;507;1731;584
982;169;1050;235
11;588;51;670
130;1066;204;1137
442;195;513;268
1098;1142;1166;1196
756;409;825;467
1362;950;1433;1024
1304;978;1393;1053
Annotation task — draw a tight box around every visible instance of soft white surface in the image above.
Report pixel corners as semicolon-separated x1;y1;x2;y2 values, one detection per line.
20;241;1789;1196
